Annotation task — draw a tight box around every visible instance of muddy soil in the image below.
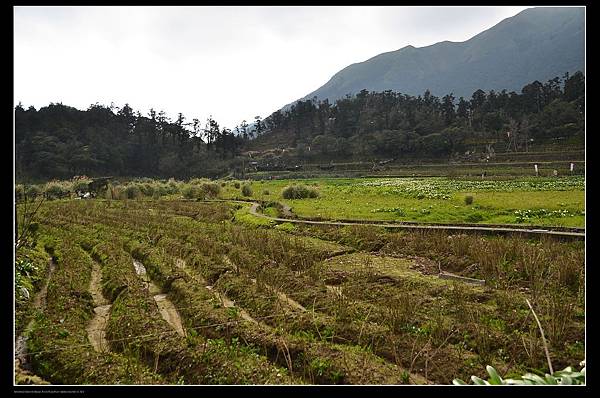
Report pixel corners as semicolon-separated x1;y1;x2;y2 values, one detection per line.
86;262;112;352
133;260;187;336
153;294;186;336
86;305;112;352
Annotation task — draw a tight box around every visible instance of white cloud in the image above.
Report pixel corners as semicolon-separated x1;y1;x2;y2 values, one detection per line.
14;5;529;129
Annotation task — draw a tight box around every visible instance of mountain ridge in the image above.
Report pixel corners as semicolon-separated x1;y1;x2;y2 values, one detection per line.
282;6;584;110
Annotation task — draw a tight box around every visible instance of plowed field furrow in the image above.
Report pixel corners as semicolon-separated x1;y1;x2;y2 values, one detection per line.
132;260;186;336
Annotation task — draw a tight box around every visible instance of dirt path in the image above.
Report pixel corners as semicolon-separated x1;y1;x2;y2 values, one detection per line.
153;294;186;336
86;261;111;352
132;259;186;337
88;261;109;305
86;305;112;352
15;259;56;372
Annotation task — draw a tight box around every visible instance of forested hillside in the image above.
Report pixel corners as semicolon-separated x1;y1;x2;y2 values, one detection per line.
15;72;584;181
254;71;584;160
15;104;244;181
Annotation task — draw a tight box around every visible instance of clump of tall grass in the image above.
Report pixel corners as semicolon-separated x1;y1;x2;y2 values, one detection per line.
15;184;24;198
182;184;201;199
71;180;91;193
24;185;42;198
167;178;181;194
464;195;474;205
282;184;319;199
241;184;253;197
124;184;142;199
104;183;119;200
139;183;155;197
182;181;222;199
44;181;70;200
201;182;221;199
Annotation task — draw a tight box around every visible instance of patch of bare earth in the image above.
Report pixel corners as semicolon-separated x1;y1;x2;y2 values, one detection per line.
86;261;112;352
133;259;187;336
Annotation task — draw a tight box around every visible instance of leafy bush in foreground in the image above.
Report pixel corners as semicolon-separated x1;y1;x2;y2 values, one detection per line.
453;363;585;385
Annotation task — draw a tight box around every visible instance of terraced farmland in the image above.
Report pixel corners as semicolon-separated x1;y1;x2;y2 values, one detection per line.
15;199;584;385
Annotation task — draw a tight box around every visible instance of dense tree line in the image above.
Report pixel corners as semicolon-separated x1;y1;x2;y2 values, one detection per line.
15;103;246;180
260;71;585;159
15;71;584;181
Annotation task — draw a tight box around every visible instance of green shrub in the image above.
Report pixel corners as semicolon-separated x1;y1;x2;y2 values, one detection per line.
124;184;142;199
156;183;170;196
282;184;319;199
72;180;91;193
263;189;270;195
167;178;180;194
234;182;241;189
201;182;221;199
44;183;68;200
139;183;155;197
464;195;474;205
241;184;253;197
24;185;42;198
182;185;200;199
189;178;209;185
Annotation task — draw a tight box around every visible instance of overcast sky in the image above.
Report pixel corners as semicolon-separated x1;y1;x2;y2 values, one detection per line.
14;6;529;130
